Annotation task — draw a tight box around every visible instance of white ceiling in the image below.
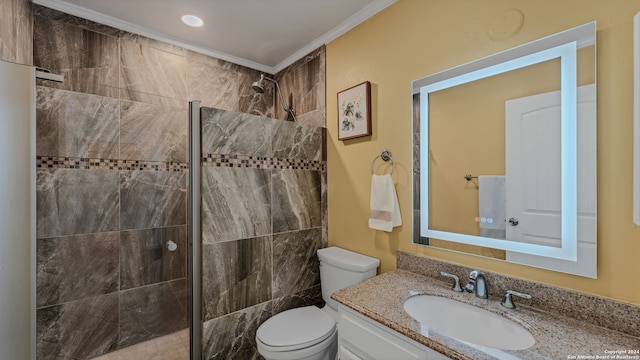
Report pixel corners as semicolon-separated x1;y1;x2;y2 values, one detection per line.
32;0;397;73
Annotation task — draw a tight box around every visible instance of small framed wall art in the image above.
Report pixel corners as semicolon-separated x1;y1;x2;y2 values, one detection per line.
337;81;371;140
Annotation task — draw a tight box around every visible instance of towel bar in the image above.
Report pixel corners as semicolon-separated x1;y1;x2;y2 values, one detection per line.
464;174;478;181
371;150;394;175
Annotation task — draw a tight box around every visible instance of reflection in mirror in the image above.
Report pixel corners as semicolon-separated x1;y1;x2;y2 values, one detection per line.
412;22;597;278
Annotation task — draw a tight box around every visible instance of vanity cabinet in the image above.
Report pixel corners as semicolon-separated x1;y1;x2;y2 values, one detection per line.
338;305;452;360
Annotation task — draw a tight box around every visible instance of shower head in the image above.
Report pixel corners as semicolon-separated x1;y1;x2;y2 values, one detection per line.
251;74;297;122
252;74;266;93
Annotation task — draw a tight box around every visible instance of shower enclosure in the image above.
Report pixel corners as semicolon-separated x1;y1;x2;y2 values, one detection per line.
188;102;326;359
30;5;326;359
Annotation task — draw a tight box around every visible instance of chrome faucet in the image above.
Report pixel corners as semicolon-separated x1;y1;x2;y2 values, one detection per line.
440;271;463;292
500;290;532;309
465;270;488;299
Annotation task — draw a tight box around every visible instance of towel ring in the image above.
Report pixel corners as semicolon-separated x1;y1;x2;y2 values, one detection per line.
371;150;394;176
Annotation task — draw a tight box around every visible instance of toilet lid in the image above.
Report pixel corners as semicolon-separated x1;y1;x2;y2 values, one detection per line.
257;306;336;349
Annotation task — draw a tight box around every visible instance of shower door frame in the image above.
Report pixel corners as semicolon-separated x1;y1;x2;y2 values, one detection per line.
188;100;202;360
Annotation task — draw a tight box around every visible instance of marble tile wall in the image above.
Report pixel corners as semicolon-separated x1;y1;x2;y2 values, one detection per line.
31;5;327;360
36;87;120;159
0;0;32;65
120;226;187;290
119;279;189;348
34;16;119;98
203;236;272;320
37;293;120;359
275;46;326;127
200;108;327;359
36;232;119;307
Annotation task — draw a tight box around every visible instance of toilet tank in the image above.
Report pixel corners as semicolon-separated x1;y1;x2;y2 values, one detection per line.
317;247;380;312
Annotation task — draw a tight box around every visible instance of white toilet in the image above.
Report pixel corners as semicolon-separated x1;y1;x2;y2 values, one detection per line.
256;246;380;360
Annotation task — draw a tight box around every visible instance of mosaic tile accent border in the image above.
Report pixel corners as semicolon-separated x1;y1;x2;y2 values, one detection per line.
37;155;325;172
202;154;325;171
37;156;189;172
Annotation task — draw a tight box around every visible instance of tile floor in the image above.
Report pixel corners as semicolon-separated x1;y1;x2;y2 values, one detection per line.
92;329;189;360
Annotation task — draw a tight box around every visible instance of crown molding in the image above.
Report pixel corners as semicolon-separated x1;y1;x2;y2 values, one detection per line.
32;0;397;74
272;0;397;73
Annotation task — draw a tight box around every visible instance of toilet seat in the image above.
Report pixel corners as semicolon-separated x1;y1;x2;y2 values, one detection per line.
256;306;336;351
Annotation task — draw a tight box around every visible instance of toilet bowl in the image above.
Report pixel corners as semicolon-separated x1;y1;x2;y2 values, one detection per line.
255;247;380;360
256;306;337;360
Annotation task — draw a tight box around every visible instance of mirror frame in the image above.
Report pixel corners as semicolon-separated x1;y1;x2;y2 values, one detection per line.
413;22;596;261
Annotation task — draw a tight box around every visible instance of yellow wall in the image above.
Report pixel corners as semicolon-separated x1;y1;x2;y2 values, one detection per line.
326;0;640;305
429;59;560;238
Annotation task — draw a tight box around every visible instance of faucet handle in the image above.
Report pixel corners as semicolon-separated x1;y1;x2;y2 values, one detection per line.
464;270;481;293
501;290;532;309
440;272;463;292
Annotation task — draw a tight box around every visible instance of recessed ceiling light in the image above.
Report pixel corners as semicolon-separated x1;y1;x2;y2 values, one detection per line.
181;15;204;27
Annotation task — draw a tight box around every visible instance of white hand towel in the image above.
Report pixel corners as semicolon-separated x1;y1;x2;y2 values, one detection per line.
478;175;506;239
368;174;402;232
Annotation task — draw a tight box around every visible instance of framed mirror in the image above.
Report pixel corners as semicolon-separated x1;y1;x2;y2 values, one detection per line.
413;22;597;278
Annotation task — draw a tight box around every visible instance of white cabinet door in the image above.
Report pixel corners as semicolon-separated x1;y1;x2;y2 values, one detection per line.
338;305;452;360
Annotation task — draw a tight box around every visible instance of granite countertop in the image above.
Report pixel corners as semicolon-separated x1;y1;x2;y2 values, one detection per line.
332;270;640;360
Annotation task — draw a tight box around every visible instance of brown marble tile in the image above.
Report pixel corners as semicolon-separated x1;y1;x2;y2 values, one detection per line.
201;166;271;243
203;236;272;320
32;4;122;37
202;302;271;360
119;279;188;348
36;86;120;159
187;50;239;71
120;32;187;57
119;38;187;108
37;232;119;307
272;228;322;298
120;226;187;290
36;293;119;360
271;284;323;316
36;168;120;238
120;100;187;162
0;0;16;62
187;52;240;111
119;170;187;230
272;121;324;161
272;169;322;233
201;107;273;157
0;0;33;65
296;108;327;128
275;46;326;125
33;15;119;98
322;169;328;248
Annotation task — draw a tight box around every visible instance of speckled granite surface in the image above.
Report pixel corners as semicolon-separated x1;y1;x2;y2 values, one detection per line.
397;251;640;338
332;270;640;360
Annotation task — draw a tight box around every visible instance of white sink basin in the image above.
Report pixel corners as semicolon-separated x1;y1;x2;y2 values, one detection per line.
403;295;535;350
